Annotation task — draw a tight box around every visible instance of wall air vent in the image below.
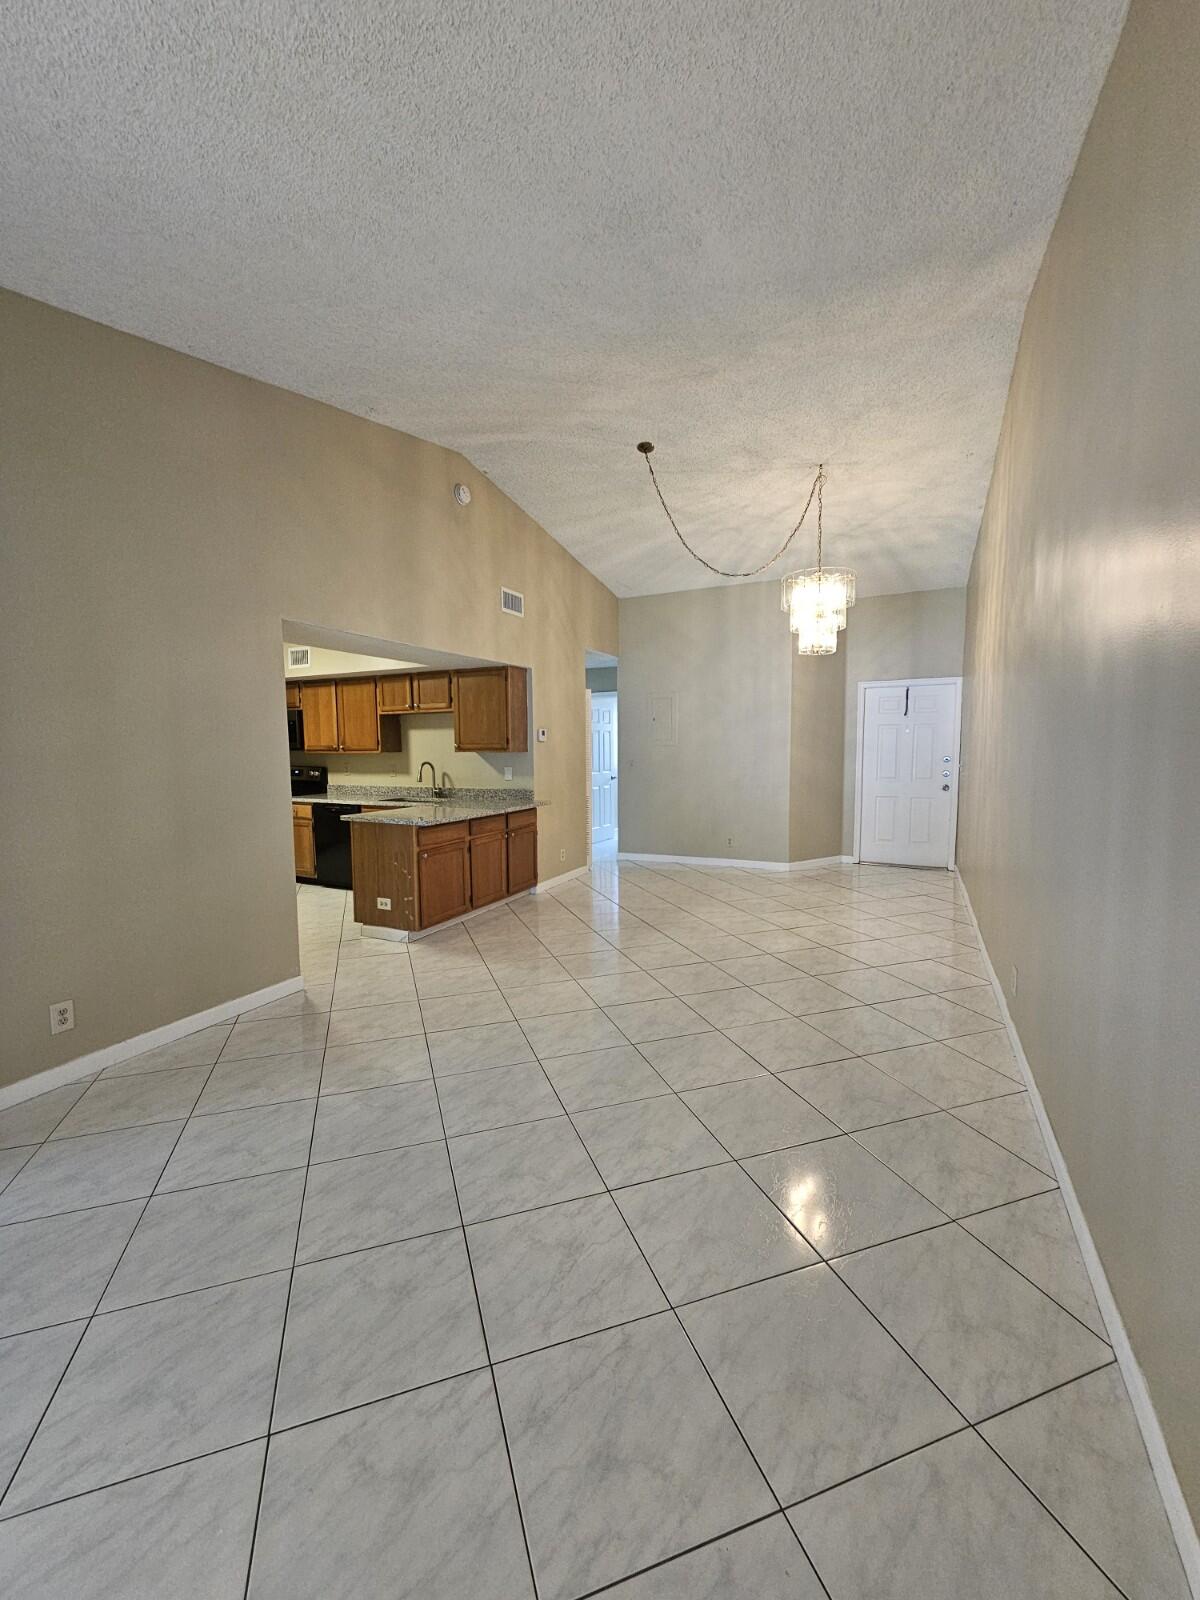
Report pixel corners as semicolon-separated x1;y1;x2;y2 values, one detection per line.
500;587;525;617
286;646;311;668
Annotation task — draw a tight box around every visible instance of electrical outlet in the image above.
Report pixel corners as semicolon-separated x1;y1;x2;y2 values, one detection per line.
559;848;566;861
504;766;513;780
1009;964;1019;997
727;836;734;848
376;897;392;911
50;1000;75;1035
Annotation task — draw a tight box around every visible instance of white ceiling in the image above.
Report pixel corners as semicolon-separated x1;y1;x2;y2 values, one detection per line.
1;1;1126;597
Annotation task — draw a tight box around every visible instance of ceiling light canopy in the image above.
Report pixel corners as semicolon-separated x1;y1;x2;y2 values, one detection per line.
636;446;855;655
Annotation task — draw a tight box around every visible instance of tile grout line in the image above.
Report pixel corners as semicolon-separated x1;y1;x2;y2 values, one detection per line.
238;887;345;1600
0;869;1138;1593
423;921;542;1600
481;921;839;1598
0;1040;232;1515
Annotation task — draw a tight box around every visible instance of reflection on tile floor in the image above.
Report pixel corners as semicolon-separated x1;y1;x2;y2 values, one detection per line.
0;860;1189;1598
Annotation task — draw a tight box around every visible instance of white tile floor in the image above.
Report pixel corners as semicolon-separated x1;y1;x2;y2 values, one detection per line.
0;860;1189;1598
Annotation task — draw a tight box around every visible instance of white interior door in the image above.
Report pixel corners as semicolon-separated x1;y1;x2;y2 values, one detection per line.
591;694;617;844
858;679;961;867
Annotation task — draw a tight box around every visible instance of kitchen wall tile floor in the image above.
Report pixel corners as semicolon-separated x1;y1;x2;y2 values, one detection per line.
0;861;1189;1599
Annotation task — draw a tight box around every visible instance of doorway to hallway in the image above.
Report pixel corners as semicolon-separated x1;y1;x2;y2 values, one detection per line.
590;691;618;858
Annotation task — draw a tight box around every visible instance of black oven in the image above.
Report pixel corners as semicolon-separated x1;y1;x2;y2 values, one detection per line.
287;706;304;751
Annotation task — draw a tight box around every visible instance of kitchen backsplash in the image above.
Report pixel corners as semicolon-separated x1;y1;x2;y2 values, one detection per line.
311;712;534;790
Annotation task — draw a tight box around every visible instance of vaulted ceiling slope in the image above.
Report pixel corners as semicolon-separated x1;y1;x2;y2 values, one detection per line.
1;1;1126;597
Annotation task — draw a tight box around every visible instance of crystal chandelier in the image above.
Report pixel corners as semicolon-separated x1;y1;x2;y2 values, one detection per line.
636;444;854;657
780;467;855;655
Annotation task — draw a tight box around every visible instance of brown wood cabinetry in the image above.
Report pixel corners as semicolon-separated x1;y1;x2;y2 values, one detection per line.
335;679;380;752
299;681;339;751
351;808;538;932
292;804;316;878
469;815;508;908
454;667;529;752
285;682;302;710
507;808;539;893
376;675;412;712
411;672;454;712
417;828;472;925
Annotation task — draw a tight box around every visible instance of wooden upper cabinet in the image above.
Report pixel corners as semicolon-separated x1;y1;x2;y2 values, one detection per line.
376;674;412;713
300;681;339;751
336;679;380;752
454;667;529;752
285;682;302;710
411;672;454;712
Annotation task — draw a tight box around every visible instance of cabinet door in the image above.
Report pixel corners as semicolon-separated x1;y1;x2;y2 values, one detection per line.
507;811;538;893
292;817;316;878
300;681;339;750
454;667;528;751
285;682;302;710
417;841;471;928
411;672;454;712
469;831;508;908
336;679;380;752
454;669;507;750
377;675;412;712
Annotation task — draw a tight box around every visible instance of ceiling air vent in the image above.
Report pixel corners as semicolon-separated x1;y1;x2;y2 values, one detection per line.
500;587;525;618
287;646;311;668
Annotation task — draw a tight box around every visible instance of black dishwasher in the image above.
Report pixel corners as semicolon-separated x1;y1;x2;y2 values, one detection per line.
313;804;361;890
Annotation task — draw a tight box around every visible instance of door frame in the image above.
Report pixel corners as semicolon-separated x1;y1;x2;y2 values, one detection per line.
852;676;963;869
589;690;618;855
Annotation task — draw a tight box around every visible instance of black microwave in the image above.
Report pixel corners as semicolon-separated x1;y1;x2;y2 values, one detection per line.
287;706;304;751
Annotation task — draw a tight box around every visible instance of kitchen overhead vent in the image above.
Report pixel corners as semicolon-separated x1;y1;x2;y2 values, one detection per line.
287;646;311;668
500;587;525;618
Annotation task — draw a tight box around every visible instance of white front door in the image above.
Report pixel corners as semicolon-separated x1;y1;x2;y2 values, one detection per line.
591;694;617;844
858;679;961;867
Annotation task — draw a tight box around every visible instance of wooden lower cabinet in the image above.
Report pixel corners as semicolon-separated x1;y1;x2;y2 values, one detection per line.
417;835;472;926
507;809;538;893
292;805;316;878
352;810;538;932
469;816;508;908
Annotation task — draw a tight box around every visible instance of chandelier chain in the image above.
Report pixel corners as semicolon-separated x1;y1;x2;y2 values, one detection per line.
639;448;826;579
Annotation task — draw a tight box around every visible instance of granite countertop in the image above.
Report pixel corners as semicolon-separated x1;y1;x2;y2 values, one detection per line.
348;800;543;827
291;784;536;810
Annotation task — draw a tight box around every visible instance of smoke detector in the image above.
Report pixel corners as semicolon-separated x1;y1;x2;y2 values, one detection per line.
453;482;471;506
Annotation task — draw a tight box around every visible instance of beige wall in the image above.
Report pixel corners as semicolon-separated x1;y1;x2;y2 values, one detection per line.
840;589;967;851
0;291;616;1090
789;647;846;862
619;581;956;865
958;0;1200;1524
618;584;793;861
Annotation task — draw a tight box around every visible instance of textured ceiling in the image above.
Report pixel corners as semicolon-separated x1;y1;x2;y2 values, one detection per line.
1;1;1126;597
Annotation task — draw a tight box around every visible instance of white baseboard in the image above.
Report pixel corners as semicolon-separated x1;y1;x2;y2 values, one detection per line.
0;976;305;1114
955;871;1200;1595
535;866;588;893
618;851;854;871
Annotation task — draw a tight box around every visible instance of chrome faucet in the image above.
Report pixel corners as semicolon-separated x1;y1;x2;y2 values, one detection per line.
417;761;439;796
